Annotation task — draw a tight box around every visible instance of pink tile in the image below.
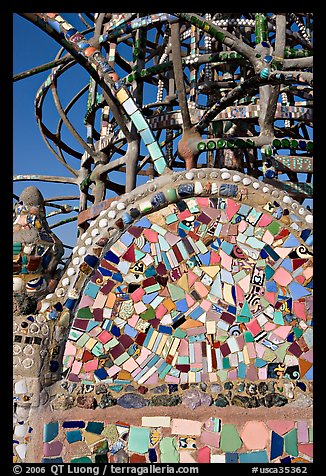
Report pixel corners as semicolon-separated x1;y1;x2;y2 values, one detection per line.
265;292;276;305
238;220;248;233
143;228;159;242
165;232;181;246
238;274;251;293
296;275;305;285
178;339;189;356
201;299;212;311
293;301;306;320
131;288;145;302
194;343;202;361
165;375;180;383
78;295;95;309
64;341;77;356
136;347;152;364
267;420;295;435
258;367;267;379
220;250;232;271
194;281;209;297
98;330;112;344
185;294;195;307
246;364;258;380
72;360;83;374
273;325;292;339
196;197;209;207
156;303;168;319
128;314;139;327
122;357;138;372
83;359;98;372
200;430;220;448
257;213;273;227
262;230;274;245
235;284;244;302
273;267;293;286
198;446;210;463
246;319;261;337
144;372;159;385
179;452;197;463
297;421;309;443
210;251;221;264
188;270;198;288
298;443;313;458
171;419;202;435
227;369;238;380
226;199;241;221
106;365;121;377
241;421;269;450
247;342;257;359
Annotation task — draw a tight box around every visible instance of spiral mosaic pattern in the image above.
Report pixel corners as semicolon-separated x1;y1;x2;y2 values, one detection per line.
63;196;313;385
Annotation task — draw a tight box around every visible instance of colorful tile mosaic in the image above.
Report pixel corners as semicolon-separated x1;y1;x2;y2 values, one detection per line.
40;417;313;463
62;197;313;386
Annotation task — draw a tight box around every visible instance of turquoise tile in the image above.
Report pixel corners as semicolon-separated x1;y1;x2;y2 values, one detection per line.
44;422;59;443
130;109;148;131
148;141;163;159
239;451;269;463
66;430;82;443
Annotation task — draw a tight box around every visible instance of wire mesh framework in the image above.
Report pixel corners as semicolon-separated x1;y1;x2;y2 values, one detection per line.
14;13;313;235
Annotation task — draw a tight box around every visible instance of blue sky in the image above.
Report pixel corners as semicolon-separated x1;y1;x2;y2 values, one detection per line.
13;14;100;254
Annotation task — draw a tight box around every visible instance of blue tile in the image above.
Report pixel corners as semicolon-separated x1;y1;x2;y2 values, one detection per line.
270;431;283;460
239;451;268;463
83;282;100;299
176;299;188;312
124;324;138;339
225;453;238;463
43;422;59;442
66;430;82;443
62;421;85;429
104;250;120;264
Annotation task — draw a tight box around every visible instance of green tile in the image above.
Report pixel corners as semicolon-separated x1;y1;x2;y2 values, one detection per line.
284;428;298;457
148;142;164;160
128;426;150;454
220;424;242;452
160;437;180;463
268;221;281;235
154;156;167;174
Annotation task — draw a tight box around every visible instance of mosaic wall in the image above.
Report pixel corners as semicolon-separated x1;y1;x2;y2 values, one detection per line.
13;169;313;464
40;417;313;464
62;196;313;387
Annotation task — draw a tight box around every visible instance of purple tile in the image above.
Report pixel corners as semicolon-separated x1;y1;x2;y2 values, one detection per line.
43;441;63;457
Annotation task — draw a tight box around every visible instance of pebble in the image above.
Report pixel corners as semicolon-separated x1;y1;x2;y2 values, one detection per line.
137;386;148;395
210;383;222;394
95;385;108;395
168;384;178;394
213;394;229;407
260;393;288;408
182;389;212;409
76;395;96;409
99;394;117;408
117;393;148;409
258;382;268;395
150;395;182;406
150;384;168;394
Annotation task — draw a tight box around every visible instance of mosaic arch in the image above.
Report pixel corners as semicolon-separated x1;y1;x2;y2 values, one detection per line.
49;169;313;388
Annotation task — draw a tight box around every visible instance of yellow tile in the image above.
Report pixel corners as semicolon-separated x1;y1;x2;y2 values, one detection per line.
85;338;97;350
201;266;220;278
83;431;105;446
116;88;129;104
